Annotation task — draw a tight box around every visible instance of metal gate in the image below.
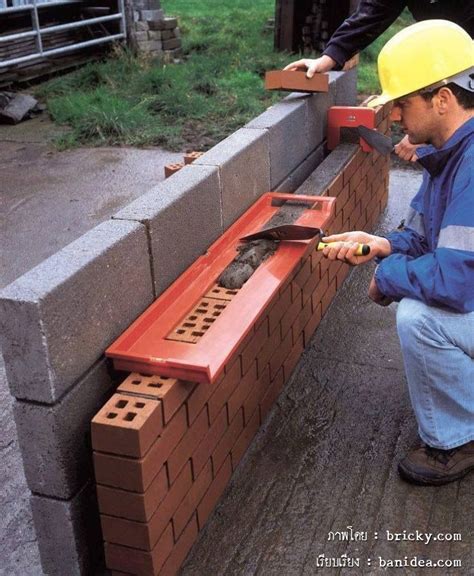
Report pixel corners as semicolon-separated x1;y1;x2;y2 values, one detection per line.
0;0;127;68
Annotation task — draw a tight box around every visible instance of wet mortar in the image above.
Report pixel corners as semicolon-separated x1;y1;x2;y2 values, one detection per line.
218;200;311;289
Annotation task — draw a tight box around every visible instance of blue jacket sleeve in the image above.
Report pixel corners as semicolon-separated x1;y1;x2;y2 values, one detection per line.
375;155;474;313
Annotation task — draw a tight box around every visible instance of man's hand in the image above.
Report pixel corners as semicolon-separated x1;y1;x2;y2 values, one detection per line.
283;55;336;78
368;273;393;306
320;231;391;266
394;134;420;162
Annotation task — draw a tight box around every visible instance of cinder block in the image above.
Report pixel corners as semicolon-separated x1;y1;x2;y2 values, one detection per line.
332;68;358;107
0;220;153;403
140;9;164;20
91;393;162;458
194;128;271;229
31;481;102;576
295;143;358;197
113;165;222;295
274;142;325;193
14;359;115;499
246;96;311;189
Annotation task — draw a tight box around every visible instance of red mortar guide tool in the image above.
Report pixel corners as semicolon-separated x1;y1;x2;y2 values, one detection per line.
240;225;370;255
106;192;336;384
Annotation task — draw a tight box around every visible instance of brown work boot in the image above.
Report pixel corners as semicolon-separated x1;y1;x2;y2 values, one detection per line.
398;441;474;486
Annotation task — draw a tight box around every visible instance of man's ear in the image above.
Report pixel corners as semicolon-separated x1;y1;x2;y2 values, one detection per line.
434;86;453;114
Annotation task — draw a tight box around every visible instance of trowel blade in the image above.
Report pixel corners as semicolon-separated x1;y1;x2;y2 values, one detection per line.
356;125;394;156
240;224;323;242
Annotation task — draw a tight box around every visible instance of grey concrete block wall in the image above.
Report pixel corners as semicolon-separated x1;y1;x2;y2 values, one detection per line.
194;128;271;229
114;164;222;296
0;220;154;404
31;481;102;576
14;359;116;499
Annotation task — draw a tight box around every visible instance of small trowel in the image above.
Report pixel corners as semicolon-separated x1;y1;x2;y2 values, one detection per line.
356;124;394;156
240;225;370;256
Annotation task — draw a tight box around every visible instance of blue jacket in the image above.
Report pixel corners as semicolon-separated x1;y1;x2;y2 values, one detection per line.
375;118;474;313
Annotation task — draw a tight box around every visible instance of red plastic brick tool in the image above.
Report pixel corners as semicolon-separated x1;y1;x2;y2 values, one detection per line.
327;106;377;152
106;192;335;384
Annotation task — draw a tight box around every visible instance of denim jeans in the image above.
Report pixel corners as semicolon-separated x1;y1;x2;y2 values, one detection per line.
396;298;474;450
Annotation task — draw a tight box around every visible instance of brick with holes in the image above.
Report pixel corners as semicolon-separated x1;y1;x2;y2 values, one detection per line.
117;373;194;425
93;405;188;492
91;394;162;458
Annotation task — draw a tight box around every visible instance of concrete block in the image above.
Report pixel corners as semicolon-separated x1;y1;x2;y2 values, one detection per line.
162;38;181;50
295;144;358;197
31;481;102;576
148;17;178;30
245;95;311;189
0;220;154;404
274;142;325;193
138;39;162;52
14;359;115;499
134;21;149;31
332;67;358;106
194;128;271;229
114;165;222;295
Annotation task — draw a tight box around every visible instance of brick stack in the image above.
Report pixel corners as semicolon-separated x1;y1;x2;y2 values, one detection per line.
92;102;391;575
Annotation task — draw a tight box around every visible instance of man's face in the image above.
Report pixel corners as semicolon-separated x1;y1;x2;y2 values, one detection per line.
390;94;439;146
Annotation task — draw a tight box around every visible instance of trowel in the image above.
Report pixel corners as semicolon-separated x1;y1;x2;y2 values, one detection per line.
240;224;370;255
356;124;394;156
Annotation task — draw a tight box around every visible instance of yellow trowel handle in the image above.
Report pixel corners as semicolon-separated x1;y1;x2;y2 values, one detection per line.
317;242;370;256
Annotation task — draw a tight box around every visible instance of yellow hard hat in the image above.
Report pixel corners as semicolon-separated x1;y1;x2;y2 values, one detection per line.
368;20;474;108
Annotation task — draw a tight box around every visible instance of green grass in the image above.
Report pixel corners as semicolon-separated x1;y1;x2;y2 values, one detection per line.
36;2;413;150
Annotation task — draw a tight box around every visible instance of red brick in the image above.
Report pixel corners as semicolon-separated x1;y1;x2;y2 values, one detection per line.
227;360;258;422
92;394;162;458
97;465;168;523
240;317;269;375
260;367;285;423
335;182;350;214
311;271;329;312
231;408;260;471
243;364;270;425
292;258;311;294
257;323;282;377
342;192;356;225
191;407;227;478
183;151;204;164
165;162;185;178
185;382;213;426
211;410;244;475
321;278;337;315
161;515;199;576
167;406;209;484
105;522;173;575
336;263;351;289
101;462;193;551
268;284;292;334
283;333;305;382
197;455;232;528
342;154;359;186
173;460;212;540
281;290;303;339
293;297;312;346
269;326;293;381
118;373;193;425
93;405;188;492
327;173;343;197
207;358;241;423
304;302;322;345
